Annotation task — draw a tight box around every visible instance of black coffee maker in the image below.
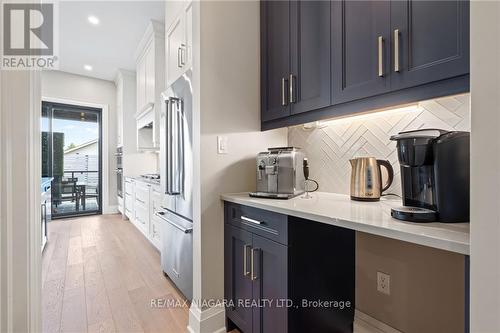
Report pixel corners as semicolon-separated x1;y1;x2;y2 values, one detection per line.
390;129;470;223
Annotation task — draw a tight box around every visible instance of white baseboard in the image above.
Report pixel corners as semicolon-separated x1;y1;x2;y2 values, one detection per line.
187;301;226;333
183;306;399;333
354;310;402;333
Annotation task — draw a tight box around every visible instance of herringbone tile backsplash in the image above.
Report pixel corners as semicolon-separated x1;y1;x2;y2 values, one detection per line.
288;93;471;196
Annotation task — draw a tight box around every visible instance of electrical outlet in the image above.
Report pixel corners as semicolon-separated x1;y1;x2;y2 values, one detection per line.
217;136;228;154
377;271;391;295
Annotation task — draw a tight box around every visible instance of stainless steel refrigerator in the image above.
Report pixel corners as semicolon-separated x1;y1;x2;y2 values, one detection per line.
157;70;193;300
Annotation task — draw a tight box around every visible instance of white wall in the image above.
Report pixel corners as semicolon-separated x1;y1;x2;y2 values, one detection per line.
41;70;118;213
470;1;500;331
188;1;288;331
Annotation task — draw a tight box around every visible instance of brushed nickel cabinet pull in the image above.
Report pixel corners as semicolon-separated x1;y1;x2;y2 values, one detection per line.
281;77;288;106
241;216;262;225
378;36;384;77
243;244;251;277
394;29;400;72
251;248;259;281
289;74;296;104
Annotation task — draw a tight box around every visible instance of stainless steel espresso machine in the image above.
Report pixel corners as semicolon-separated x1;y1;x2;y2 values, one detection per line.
250;147;306;199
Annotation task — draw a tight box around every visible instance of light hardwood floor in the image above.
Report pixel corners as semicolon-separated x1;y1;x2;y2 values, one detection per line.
42;214;189;333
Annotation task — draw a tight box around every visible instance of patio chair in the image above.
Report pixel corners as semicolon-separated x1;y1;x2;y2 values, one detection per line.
81;184;99;210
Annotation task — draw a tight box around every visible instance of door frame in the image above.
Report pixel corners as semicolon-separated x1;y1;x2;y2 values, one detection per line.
42;101;103;218
42;97;112;215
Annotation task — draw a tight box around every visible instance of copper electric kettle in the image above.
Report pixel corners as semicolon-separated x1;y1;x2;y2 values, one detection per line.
349;157;394;201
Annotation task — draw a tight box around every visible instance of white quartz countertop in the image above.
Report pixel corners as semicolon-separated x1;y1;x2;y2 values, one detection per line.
124;175;160;186
221;192;470;255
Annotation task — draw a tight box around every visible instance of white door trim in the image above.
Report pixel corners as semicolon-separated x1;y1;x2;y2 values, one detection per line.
41;96;114;214
0;69;42;332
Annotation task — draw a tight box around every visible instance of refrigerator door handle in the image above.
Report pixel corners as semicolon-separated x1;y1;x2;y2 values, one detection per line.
169;97;182;195
166;98;172;194
178;99;185;196
155;211;192;233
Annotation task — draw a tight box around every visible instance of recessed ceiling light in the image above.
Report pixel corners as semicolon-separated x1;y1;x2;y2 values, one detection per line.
88;15;99;25
84;64;93;71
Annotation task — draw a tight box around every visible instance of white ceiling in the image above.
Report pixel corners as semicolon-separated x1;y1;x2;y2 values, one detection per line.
58;1;165;81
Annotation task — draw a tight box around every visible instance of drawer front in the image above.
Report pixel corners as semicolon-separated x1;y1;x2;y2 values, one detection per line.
135;195;149;211
151;195;162;218
151;217;161;242
125;205;134;219
150;185;162;215
125;192;134;212
135;204;149;229
124;181;134;196
151;185;162;202
225;203;288;245
135;183;150;203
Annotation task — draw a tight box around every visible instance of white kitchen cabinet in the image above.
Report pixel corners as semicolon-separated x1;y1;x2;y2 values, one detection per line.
123;178;162;251
136;56;147;116
124;177;135;220
115;70;137;152
166;1;193;87
134;203;149;235
149;184;163;250
135;20;165;151
134;181;151;236
145;43;156;106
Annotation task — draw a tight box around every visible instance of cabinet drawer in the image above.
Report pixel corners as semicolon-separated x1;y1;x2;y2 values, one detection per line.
124;180;134;196
124;178;135;189
125;193;134;209
135;205;148;228
151;217;161;242
150;185;162;213
135;182;150;199
151;195;162;216
151;185;162;201
225;203;288;245
135;196;149;211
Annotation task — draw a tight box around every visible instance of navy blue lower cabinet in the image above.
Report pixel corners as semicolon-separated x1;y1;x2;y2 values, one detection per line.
224;203;355;333
251;234;288;333
225;225;254;333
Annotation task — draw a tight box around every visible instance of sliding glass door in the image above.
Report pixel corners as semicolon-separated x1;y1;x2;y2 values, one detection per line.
42;101;102;218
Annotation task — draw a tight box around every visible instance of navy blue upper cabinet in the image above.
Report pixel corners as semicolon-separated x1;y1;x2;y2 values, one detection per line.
390;0;470;90
332;1;391;104
261;1;331;121
290;1;331;115
260;0;470;130
261;1;291;122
